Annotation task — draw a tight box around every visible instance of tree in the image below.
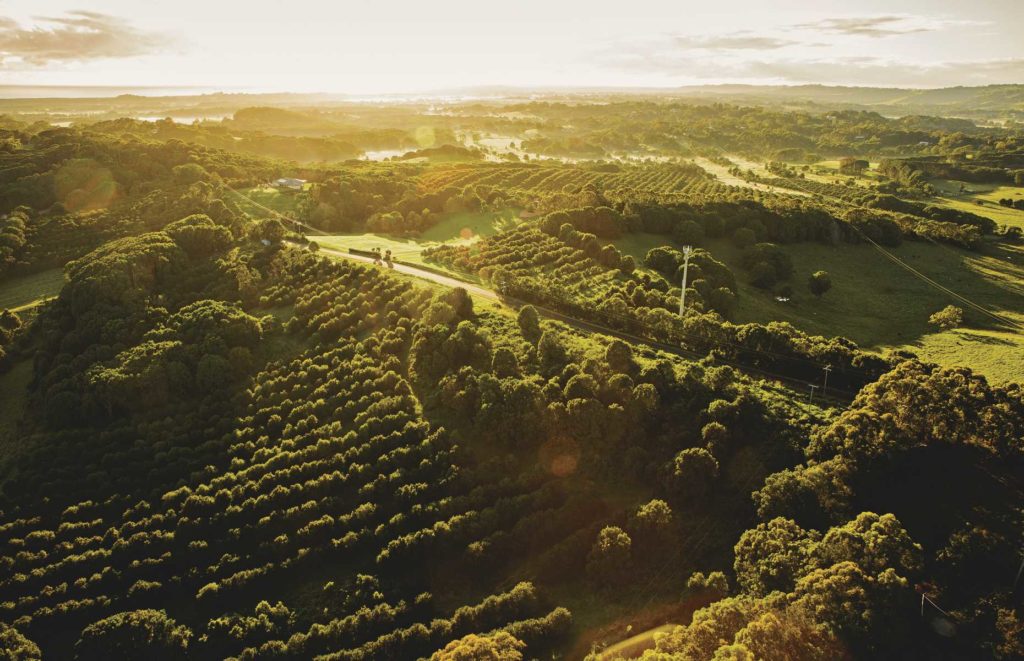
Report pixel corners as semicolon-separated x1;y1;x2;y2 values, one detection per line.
564;373;599;400
0;623;40;661
253;217;287;244
430;632;525;661
630;499;674;555
707;287;736;317
710;643;756;660
74;610;191;661
816;512;922;578
741;243;793;285
605;339;636;375
733;227;756;249
791;561;911;654
752;462;844;530
733;609;841;660
733;517;821;595
674;220;705;246
599;244;621;269
670;447;719;502
442;287;475;320
424;301;457;326
587;526;632;587
838;158;869;176
172;162;210;184
649;596;762;659
702;421;730;456
492;347;520;378
686;571;729;600
537;330;567;372
929;305;963;329
517;305;541;344
807;271;832;297
645;246;682;276
748;262;777;289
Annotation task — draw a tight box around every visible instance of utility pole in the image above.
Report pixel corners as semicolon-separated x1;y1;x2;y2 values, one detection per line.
808;384;818;404
822;365;833;395
678;245;693;317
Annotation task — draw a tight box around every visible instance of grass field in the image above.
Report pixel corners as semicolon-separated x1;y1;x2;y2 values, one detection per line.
930;180;1024;229
311;209;522;266
0;267;65;311
419;209;521;243
806;160;881;189
314;234;433;265
237;185;306;216
614;233;1024;384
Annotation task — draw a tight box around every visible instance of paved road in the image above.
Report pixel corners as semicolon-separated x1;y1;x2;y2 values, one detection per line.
316;245;496;300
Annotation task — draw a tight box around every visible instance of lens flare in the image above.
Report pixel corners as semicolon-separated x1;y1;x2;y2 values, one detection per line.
54;158;118;212
539;435;580;478
414;126;436;148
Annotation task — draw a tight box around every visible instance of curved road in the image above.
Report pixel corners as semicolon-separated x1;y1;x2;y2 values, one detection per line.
307;243;710;361
317;246;496;300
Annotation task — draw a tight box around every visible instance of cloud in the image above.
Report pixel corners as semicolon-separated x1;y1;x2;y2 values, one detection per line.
603;46;1024;87
791;15;964;38
726;57;1024;86
601;31;813;74
0;11;174;67
670;34;800;51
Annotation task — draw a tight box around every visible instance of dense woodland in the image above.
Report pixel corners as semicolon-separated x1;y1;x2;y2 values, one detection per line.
0;95;1022;660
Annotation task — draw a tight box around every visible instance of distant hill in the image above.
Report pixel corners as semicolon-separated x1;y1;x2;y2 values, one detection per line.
229;106;330;129
667;84;1024;120
1;84;1022;122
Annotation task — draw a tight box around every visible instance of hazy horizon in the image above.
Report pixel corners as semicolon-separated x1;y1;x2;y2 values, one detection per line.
2;5;1024;659
1;81;1022;102
1;0;1021;94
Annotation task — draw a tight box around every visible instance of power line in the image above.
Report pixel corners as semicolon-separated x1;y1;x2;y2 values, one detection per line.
391;243;854;370
312;244;858;402
246;182;856;399
228;186;330;237
341;246;859;399
779;176;1024;333
851;226;1023;332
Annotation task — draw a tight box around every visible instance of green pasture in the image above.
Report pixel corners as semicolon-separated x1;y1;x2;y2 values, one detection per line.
930;180;1024;229
0;268;64;311
614;233;1024;384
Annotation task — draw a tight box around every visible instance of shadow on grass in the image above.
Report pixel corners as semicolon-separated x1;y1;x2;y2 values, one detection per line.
950;330;1017;347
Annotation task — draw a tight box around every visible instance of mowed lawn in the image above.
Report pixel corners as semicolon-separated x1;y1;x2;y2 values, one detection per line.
0;267;65;311
314;234;432;266
418;209;521;243
614;233;1024;384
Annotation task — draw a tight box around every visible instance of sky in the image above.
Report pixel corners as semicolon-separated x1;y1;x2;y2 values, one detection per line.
0;0;1021;94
